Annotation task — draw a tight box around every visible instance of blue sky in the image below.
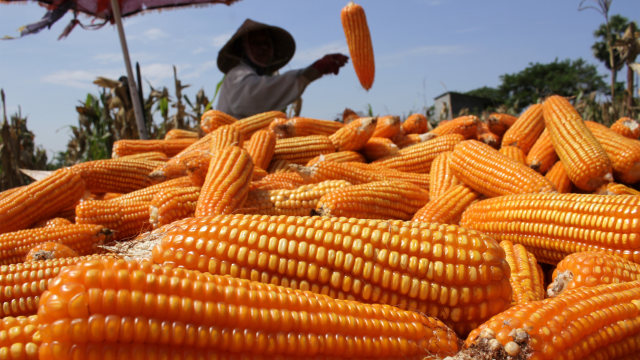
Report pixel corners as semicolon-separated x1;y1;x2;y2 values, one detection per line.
1;0;639;156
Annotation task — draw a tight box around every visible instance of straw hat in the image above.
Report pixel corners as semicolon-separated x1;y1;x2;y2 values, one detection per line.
217;18;296;74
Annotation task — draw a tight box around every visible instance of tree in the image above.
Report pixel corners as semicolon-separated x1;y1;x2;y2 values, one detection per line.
498;58;607;112
464;86;506;105
613;22;640;111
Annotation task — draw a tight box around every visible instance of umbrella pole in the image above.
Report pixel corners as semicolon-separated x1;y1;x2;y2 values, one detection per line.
110;0;149;140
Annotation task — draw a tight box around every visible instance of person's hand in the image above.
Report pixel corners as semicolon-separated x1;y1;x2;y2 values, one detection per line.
311;53;349;76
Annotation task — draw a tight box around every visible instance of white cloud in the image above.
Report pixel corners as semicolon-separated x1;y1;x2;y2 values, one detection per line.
140;63;183;85
92;53;123;64
192;46;207;55
181;60;218;80
41;69;120;89
211;32;232;48
291;41;349;66
143;28;169;40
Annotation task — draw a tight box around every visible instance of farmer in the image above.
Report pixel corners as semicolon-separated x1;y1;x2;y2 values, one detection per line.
216;19;349;119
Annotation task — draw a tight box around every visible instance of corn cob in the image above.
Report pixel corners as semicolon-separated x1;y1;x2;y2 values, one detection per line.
70;158;160;194
118;151;169;162
244;129;277;170
75;198;151;241
315;180;429;220
545;160;574;193
463;280;640;360
487;112;517;136
610;116;640;139
300;160;382;185
149;186;200;228
476;121;500;148
273;135;336;165
401;113;429;134
342;107;360;123
38;258;460;359
199;109;237;133
0;168;85;234
585;120;640;184
329;116;377;151
271;117;343;138
33;217;72;228
499;240;545;304
525;128;557;174
111;138;197;158
0;224;110;265
0;255;113;317
345;162;430;189
412;184;478;225
459;192;640;264
25;241;78;261
250;171;307;191
149;132;215;180
239;180;352;216
232;111;285;139
449;140;556;197
430;115;479;139
148;214;512;336
371;115;401;138
543;95;613;191
195;146;254;217
110;176;193;203
373;133;463;173
0;315;39;359
267;158;295;173
498;145;526;165
548;251;640;298
163;128;199;140
596;182;640;195
361;137;399;161
501;103;545;154
429;152;460;199
392;133;423;148
186;124;244;186
341;1;375;90
305;150;365;167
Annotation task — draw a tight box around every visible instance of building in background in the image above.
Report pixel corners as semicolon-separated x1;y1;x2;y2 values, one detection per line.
433;91;494;121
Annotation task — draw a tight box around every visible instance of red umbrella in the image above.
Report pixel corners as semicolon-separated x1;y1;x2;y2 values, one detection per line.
2;0;240;139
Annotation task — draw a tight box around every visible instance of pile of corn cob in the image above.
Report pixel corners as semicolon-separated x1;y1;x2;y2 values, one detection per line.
1;95;640;359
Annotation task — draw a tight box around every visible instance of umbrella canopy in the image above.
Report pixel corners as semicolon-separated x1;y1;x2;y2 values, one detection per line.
2;0;240;139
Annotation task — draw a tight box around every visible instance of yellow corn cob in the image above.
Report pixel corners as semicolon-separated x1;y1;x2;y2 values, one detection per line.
428;152;459;199
110;176;193;203
449;140;556;197
610;116;640;139
232;111;285;139
585;120;640;184
37;258;460;359
34;217;72;228
273;135;336;165
0;224;110;265
401;113;429;134
476;121;500;148
186;124;244;186
25;241;78;261
525;128;557;173
463;280;640;360
148;214;512;336
195;146;254;216
430;115;480;139
239;180;352;216
412;184;478;225
498;145;527;165
0;255;113;317
545;160;574;193
487;112;517;136
0;168;85;234
459;192;640;264
392;133;423;148
271;116;343;138
361;136;399;161
118;151;169;162
244;129;277;170
250;171;307;191
341;1;375;90
148;132;215;180
373;133;464;173
111;138;197;158
345;162;431;189
305;150;366;167
75;198;151;241
266;158;295;173
315;180;429;220
595;182;640;195
199;109;237;133
149;186;200;228
163;128;199;140
499;240;545;304
300;160;383;185
70;158;160;194
371;115;401;138
501;103;545;154
543;95;613;191
328;116;377;151
0;315;39;359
